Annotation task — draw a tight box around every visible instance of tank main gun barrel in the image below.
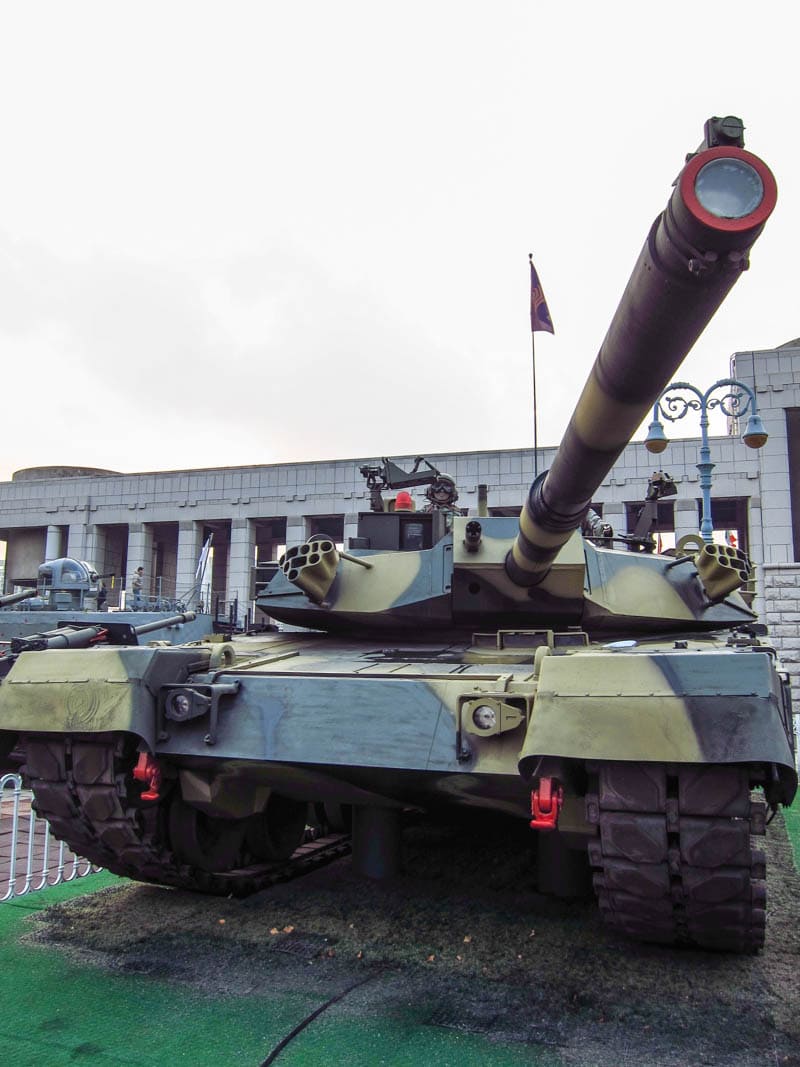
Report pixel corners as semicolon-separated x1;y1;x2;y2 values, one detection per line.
506;116;777;587
0;589;36;607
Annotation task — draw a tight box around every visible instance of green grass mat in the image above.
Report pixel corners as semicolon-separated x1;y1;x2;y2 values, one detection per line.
0;875;556;1066
783;788;800;870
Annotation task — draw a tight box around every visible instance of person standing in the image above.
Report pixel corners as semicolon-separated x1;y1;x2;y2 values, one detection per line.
131;566;145;610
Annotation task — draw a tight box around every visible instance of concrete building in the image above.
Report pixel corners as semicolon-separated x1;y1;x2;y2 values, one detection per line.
1;341;799;704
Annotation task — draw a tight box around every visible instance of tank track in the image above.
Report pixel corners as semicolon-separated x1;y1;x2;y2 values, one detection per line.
586;762;767;952
23;733;351;896
21;736;771;950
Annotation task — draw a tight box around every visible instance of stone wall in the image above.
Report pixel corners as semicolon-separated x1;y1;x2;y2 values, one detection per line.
761;565;800;747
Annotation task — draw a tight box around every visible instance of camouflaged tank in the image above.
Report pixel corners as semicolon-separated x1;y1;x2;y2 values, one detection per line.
0;116;795;953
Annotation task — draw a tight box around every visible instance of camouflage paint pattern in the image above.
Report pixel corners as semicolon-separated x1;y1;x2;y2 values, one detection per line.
1;630;794;815
262;517;756;637
581;544;756;631
520;648;795;791
0;646;207;751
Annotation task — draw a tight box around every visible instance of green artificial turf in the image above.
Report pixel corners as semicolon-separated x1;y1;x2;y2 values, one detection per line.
2;782;798;1066
783;788;800;871
0;874;558;1067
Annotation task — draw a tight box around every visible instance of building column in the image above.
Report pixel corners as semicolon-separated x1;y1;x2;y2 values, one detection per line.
674;499;699;544
343;512;359;549
286;517;305;549
747;495;765;617
227;518;256;625
602;504;625;537
45;525;63;562
67;523;106;569
125;523;154;604
66;523;88;562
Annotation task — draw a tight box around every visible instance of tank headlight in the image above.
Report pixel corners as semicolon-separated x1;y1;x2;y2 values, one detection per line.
472;704;497;731
694;158;764;219
166;690;193;722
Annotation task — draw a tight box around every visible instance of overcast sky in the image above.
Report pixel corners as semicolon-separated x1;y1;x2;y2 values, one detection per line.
1;2;797;482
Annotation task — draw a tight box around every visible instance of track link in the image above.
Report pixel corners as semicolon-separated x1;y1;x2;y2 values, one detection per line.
24;733;350;895
586;762;767;952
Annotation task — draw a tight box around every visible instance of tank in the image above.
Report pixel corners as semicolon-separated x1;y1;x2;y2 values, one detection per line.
0;116;794;953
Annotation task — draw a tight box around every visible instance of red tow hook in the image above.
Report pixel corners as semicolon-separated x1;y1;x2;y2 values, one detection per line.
530;776;563;831
133;752;162;802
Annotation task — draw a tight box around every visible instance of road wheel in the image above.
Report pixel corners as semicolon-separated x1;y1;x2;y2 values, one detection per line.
246;794;308;861
168;797;246;872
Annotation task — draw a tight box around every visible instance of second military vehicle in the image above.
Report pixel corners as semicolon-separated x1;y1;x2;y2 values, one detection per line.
0;555;213;646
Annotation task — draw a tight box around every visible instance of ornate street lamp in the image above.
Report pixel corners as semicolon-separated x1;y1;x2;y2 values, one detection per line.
644;378;767;543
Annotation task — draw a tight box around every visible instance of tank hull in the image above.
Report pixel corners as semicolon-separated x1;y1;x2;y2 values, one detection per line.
107;634;794;803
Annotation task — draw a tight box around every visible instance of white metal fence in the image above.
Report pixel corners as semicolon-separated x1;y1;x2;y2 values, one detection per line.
1;772;101;902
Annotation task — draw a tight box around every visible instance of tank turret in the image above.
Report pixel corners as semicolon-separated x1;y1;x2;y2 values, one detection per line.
0;117;793;956
255;118;776;637
35;557;100;610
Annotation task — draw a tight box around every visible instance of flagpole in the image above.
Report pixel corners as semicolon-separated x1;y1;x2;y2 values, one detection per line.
532;327;539;478
528;251;553;483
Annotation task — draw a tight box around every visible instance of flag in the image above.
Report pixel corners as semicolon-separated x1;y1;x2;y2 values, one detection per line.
529;254;554;334
195;534;213;580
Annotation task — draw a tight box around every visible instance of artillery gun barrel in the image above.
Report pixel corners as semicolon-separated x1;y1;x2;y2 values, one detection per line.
0;589;36;607
132;611;197;636
10;625;108;653
507;122;777;586
8;612;199;654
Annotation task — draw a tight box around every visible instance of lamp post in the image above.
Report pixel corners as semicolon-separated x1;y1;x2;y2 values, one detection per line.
644;378;767;544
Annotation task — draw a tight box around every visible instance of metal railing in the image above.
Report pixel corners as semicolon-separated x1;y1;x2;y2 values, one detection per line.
0;772;101;902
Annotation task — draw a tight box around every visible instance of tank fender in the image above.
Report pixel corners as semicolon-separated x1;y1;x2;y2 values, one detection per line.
519;649;797;802
0;646;210;751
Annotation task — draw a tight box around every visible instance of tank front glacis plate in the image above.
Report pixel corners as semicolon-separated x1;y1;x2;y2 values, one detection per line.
148;635;537;813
